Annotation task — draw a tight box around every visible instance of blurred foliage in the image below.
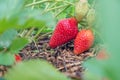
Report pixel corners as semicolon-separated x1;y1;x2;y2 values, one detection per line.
0;29;17;48
0;77;5;80
83;0;120;80
25;0;78;20
5;60;70;80
9;38;28;54
0;0;76;80
0;0;55;65
0;29;28;65
0;0;79;65
0;0;55;33
0;53;15;65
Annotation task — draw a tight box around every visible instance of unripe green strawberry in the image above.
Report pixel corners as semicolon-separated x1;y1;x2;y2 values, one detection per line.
49;17;78;48
74;29;94;55
75;0;89;22
86;8;96;26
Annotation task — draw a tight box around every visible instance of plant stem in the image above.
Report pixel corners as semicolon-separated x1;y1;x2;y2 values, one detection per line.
19;30;28;37
31;0;36;9
37;32;52;40
43;4;69;13
34;26;46;39
25;0;51;7
49;2;57;8
32;39;40;53
44;2;50;11
55;5;70;17
25;0;36;38
63;1;74;6
25;27;35;37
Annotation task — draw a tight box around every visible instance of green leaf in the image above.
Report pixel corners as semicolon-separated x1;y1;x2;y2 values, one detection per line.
18;9;55;29
0;0;24;19
0;18;19;33
0;77;5;80
92;29;104;47
0;29;17;48
0;0;55;33
83;0;120;79
83;71;102;80
0;9;55;32
0;53;15;65
5;60;70;80
9;38;28;54
83;58;110;80
83;58;104;77
88;0;95;5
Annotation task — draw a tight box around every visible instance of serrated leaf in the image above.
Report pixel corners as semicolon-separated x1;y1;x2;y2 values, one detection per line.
0;53;15;65
9;38;28;54
0;9;55;32
18;9;55;29
0;0;55;33
0;29;17;48
5;60;70;80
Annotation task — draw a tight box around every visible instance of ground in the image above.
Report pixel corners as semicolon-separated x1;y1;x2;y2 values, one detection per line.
0;35;96;80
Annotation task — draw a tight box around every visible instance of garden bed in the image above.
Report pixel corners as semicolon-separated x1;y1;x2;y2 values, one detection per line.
0;35;96;80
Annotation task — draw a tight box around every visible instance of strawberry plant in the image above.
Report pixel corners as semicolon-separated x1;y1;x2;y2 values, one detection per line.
1;0;119;80
0;0;55;65
0;0;76;80
5;60;70;80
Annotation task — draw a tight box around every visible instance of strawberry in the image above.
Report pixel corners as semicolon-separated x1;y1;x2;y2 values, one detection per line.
49;17;78;48
74;29;94;55
15;54;22;62
75;0;89;22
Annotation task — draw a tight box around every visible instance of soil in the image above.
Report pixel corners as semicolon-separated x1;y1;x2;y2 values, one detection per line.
0;35;97;80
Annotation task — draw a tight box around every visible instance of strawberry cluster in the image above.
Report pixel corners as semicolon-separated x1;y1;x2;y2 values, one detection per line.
49;0;95;55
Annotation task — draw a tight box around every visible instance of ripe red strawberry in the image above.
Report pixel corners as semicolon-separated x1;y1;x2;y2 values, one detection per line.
74;29;94;55
15;54;22;62
49;17;78;48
